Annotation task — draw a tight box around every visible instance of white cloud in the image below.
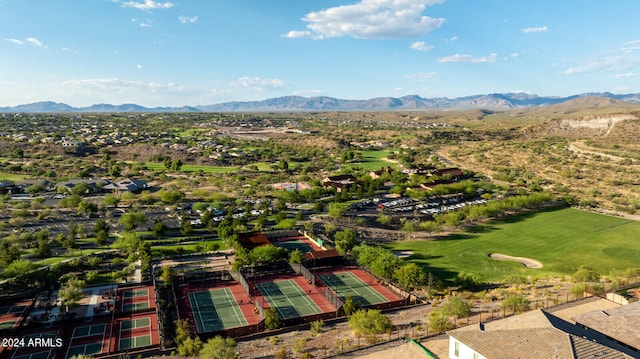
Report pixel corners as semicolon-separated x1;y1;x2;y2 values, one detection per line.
615;72;635;78
27;37;46;48
410;41;433;51
122;0;173;11
285;0;445;40
523;25;547;34
4;38;24;45
406;72;438;81
232;77;286;91
178;15;199;24
282;30;314;39
446;36;458;42
437;53;497;63
563;51;640;75
140;22;151;28
137;64;143;69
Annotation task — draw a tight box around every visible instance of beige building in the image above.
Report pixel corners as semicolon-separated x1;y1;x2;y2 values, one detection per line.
448;298;639;359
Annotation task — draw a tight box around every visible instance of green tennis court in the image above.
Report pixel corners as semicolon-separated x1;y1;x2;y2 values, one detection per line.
24;331;58;340
274;240;313;254
0;305;27;315
0;319;17;330
119;334;151;350
66;343;103;357
122;288;149;298
122;301;150;312
188;288;247;333
13;350;51;359
319;272;388;306
256;279;322;319
120;317;150;331
72;324;106;338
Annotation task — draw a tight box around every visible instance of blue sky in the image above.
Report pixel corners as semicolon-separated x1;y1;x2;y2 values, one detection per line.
1;0;639;107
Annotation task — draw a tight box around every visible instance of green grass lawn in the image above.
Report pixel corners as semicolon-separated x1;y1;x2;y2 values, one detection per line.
142;162;240;174
343;149;400;171
0;171;30;181
386;208;640;283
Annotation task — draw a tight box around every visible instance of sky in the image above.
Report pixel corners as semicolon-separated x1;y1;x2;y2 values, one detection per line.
1;0;640;107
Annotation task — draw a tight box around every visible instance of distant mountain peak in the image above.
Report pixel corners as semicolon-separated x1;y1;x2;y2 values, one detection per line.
1;92;640;113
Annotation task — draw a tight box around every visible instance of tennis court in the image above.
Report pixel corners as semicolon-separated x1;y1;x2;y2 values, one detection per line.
120;287;153;313
24;331;58;340
118;316;153;350
274;240;313;254
188;288;247;333
0;305;27;315
318;271;388;306
122;301;150;312
72;324;107;338
256;279;322;319
119;334;152;351
122;288;149;298
120;317;150;331
66;343;103;358
12;349;51;359
0;319;17;330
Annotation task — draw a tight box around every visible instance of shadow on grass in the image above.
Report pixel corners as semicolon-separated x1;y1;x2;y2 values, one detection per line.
488;206;567;226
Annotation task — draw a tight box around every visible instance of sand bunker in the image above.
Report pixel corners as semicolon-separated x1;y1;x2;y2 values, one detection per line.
393;250;414;258
488;253;543;268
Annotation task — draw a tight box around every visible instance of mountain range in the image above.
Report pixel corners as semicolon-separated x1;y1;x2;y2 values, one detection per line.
2;92;640;113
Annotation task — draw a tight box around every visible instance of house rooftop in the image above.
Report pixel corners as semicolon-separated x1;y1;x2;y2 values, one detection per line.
572;300;640;351
449;305;637;359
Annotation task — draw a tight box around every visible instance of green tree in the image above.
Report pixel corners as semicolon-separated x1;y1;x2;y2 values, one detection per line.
334;229;356;255
159;189;185;204
264;308;281;330
94;219;109;245
109;164;121;177
199;336;238;359
289;249;303;264
169;158;183;172
160;266;175;287
58;276;86;310
113;232;140;254
152;220;167;237
573;266;600;282
2;259;38;279
341;295;361;316
376;213;392;227
119;210;146;231
310;319;324;336
327;202;347;220
174;318;191;345
502;294;530;314
440;296;472;319
0;240;21;269
104;194;120;207
348;309;392;336
178;336;203;356
393;263;426;291
34;238;51;258
427;310;453;333
249;246;285;264
70;182;91;196
181;217;193;235
77;200;97;218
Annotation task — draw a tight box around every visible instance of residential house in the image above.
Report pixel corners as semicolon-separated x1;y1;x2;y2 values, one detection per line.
321;174;363;192
102;179;148;193
447;300;639;359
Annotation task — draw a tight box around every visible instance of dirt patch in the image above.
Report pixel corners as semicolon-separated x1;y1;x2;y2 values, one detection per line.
488;253;543;268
